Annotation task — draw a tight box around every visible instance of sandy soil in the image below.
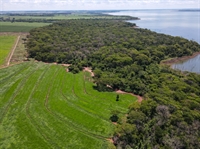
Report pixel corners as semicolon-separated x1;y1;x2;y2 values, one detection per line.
112;122;117;125
83;67;94;77
116;90;143;103
106;138;114;143
62;64;71;67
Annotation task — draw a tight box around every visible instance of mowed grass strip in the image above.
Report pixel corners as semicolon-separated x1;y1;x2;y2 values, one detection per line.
0;22;50;32
0;35;16;65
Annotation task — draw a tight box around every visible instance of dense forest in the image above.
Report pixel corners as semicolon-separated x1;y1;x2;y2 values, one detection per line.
26;20;200;148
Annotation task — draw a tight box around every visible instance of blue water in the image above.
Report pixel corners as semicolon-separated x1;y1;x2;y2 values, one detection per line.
107;9;200;44
108;9;200;73
172;54;200;74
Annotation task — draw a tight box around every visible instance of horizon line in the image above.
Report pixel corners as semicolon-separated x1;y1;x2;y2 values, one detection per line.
1;8;200;12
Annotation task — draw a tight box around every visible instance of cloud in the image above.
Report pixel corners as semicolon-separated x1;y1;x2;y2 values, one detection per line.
1;0;199;11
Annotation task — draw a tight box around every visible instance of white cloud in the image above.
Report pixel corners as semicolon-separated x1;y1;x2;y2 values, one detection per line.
1;0;199;11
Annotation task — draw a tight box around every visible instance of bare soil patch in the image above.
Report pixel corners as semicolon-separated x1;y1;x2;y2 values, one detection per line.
62;64;71;67
116;90;143;103
112;122;117;125
7;35;20;66
83;67;94;77
107;138;114;143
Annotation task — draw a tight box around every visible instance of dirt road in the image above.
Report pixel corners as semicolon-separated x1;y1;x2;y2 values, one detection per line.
7;35;20;66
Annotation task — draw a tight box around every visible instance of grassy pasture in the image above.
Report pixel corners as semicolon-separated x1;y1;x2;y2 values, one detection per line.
0;22;50;32
0;35;16;66
0;62;136;148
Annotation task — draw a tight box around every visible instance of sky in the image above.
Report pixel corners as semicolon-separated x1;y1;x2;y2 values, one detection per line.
0;0;200;11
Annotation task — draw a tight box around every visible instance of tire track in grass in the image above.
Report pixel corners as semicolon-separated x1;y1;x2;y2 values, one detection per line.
25;65;58;149
42;68;90;144
72;74;110;111
0;63;34;113
0;63;39;124
0;62;27;79
28;66;88;148
0;63;27;82
74;73;126;116
75;72;128;131
42;67;99;147
61;74;109;122
83;71;107;100
0;62;31;84
68;74;113;139
62;72;115;144
45;69;108;141
83;71;115;101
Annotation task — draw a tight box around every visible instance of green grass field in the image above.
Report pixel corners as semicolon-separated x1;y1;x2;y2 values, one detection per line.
0;35;16;65
0;22;50;32
0;62;136;148
1;14;134;20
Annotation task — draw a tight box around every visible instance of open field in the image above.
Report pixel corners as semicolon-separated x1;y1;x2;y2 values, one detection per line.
0;22;50;32
0;62;136;148
0;35;17;66
1;14;137;20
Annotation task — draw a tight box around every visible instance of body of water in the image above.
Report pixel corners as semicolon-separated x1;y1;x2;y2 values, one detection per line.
108;9;200;73
172;54;200;74
107;9;200;44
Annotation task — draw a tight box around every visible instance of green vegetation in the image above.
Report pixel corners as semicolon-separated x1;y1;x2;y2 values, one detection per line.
0;35;16;65
0;22;50;32
0;13;139;23
0;12;138;32
1;14;137;20
10;34;28;63
0;62;136;148
25;19;200;148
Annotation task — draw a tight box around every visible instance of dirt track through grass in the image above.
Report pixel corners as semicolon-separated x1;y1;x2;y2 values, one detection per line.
7;36;20;66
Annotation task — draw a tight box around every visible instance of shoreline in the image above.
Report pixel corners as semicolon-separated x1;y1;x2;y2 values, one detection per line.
161;51;200;66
